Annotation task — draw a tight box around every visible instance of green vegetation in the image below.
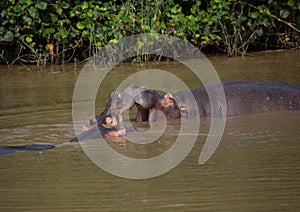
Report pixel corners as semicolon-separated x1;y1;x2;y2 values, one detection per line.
0;0;299;65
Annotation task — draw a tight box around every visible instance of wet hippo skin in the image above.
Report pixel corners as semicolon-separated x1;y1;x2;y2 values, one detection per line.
0;144;56;155
105;81;300;122
174;81;300;117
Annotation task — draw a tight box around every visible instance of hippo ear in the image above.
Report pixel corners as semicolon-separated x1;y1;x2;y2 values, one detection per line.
134;93;144;105
178;104;187;111
164;93;174;99
117;93;122;99
173;96;186;112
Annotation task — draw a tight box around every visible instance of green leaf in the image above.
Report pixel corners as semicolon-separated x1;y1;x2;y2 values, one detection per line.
42;28;55;37
249;11;259;19
141;24;150;31
19;0;33;5
64;19;71;24
0;26;5;34
82;1;89;10
87;9;93;18
1;19;8;25
59;27;68;39
9;19;16;24
57;7;63;15
257;5;264;13
109;38;118;43
69;31;76;38
26;36;32;43
262;19;270;27
96;41;102;48
82;30;89;37
69;10;76;17
171;5;181;14
80;13;87;19
0;31;14;42
280;9;289;19
136;40;143;48
99;7;107;12
62;1;70;9
13;5;22;13
35;1;47;10
76;22;85;30
28;7;39;19
287;0;294;7
50;14;58;23
22;15;32;23
256;28;264;37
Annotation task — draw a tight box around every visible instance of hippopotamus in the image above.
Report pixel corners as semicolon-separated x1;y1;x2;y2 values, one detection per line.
102;84;181;123
0;144;56;155
96;81;300;124
69;114;134;142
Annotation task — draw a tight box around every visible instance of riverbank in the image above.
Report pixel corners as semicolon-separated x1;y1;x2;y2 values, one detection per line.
1;0;299;65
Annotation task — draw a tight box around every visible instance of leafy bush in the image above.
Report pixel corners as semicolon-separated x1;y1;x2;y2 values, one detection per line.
0;0;299;65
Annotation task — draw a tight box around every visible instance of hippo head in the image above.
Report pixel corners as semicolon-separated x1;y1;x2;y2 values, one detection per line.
99;85;148;125
149;97;181;122
100;91;135;125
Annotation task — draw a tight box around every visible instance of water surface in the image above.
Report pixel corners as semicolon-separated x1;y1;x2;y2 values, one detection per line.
0;50;299;211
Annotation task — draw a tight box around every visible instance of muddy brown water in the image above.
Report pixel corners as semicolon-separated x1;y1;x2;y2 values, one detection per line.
0;50;299;211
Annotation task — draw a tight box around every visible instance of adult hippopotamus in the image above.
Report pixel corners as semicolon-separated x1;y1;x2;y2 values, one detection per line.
99;81;300;124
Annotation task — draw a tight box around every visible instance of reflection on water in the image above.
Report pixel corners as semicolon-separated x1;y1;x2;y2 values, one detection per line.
0;50;299;211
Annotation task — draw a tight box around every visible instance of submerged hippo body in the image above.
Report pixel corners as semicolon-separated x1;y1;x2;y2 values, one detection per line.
175;81;300;118
104;81;300;123
0;144;56;156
